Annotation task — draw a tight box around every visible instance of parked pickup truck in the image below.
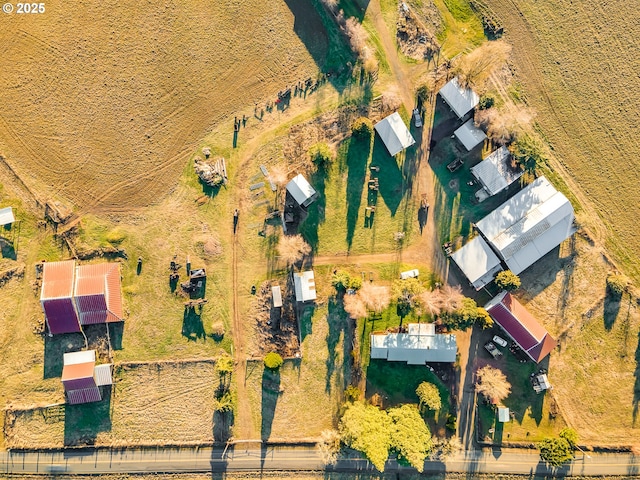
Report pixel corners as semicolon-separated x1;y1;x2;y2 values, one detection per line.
484;341;503;359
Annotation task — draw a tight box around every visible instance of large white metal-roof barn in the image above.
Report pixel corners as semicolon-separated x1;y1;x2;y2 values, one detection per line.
374;112;415;156
476;176;575;275
438;77;480;119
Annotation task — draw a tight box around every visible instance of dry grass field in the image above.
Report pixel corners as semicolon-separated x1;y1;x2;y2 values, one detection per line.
482;0;640;283
4;361;218;448
0;0;328;212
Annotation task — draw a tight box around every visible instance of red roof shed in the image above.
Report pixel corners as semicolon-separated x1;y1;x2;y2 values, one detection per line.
485;292;557;363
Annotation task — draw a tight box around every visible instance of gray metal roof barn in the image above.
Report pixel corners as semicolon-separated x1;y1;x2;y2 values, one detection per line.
370;323;457;364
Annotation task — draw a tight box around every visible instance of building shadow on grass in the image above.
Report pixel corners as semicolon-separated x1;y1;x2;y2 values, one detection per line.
297;302;316;343
182;305;206;341
63;387;112;446
325;296;353;394
298;166;328;253
0;237;16;260
108;322;124;350
261;368;281;441
345;136;372;249
370;136;404;216
43;332;86;379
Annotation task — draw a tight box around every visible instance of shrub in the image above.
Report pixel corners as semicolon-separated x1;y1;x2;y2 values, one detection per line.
348;275;363;290
351;117;373;139
559;427;578;448
345;385;361;402
510;133;547;176
264;352;284;370
495;270;521;291
538;437;573;466
445;414;457;432
416;382;442;411
211;320;225;339
105;227;126;245
332;270;352;291
310;142;334;169
478;94;495;110
606;273;629;297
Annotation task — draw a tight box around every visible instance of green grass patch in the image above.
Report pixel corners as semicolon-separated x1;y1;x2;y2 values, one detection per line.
433;0;484;57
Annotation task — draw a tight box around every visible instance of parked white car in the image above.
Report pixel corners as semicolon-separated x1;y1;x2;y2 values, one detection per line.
493;335;508;347
413;108;423;128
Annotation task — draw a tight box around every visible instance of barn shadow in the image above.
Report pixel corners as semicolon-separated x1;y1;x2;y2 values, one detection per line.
345;136;372;249
43;332;86;379
0;237;16;260
182;305;206;341
283;0;356;93
371;136;404;216
298;165;328;252
63;387;112;446
108;322;124;350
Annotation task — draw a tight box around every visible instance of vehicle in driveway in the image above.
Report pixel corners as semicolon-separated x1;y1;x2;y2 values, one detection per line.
493;335;508;347
413;108;422;128
484;341;503;359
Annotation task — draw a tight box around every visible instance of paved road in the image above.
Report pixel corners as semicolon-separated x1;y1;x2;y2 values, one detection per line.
2;446;640;477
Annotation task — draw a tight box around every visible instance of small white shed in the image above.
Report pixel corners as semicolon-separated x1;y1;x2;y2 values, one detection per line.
374;112;416;156
438;78;480;119
0;207;15;227
286;174;318;207
272;285;283;308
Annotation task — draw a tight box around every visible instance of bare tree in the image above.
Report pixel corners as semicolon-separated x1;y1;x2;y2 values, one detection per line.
343;294;368;319
270;164;288;186
419;289;444;318
317;429;341;465
277;234;311;265
475;365;511;404
440;285;464;314
475;106;534;145
453;40;512;90
359;283;391;314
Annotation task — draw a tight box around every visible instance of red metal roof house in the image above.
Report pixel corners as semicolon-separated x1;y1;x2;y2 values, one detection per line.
484;291;557;363
40;260;123;334
61;350;113;404
40;260;81;334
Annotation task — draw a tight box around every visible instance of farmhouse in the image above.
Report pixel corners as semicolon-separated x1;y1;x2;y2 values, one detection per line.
62;350;112;405
450;236;503;290
41;260;124;334
0;206;15;227
471;146;523;197
475;176;575;275
370;323;457;364
454;119;487;151
293;270;316;303
438;77;480;119
374;112;415;156
286;174;318;208
485;291;557;363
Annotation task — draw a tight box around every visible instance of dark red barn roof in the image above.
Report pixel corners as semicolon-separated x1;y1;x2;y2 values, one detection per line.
485;292;556;363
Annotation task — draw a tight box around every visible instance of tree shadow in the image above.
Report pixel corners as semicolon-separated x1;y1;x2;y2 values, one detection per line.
325;296;352;394
298;166;328;253
261;368;281;441
283;0;355;91
63;387;112;446
213;410;234;443
603;291;623;331
632;331;640;426
297;303;316;343
345;136;372;249
43;332;86;379
210;444;229;479
458;326;480;449
533;460;570;479
182;305;206;341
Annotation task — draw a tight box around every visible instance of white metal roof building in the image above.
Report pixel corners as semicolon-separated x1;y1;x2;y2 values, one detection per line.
476;176;575;275
370;323;457;364
450;236;503;290
374;112;416;156
272;285;283;308
438;77;480;119
293;270;316;303
0;207;15;227
498;407;510;422
471;146;523;196
454;119;487;151
286;174;318;208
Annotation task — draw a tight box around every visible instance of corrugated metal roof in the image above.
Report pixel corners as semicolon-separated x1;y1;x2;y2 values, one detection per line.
293;270;316;302
438;77;480;119
43;298;81;334
370;331;457;363
407;323;435;336
94;364;113;386
272;285;283;308
67;387;102;404
75;263;124;323
62;361;94;380
471;146;523;195
485;292;557;363
498;407;510;422
41;260;75;299
0;206;15;226
286;174;317;207
64;350;96;366
454;119;487;151
374;112;416;156
450;236;503;290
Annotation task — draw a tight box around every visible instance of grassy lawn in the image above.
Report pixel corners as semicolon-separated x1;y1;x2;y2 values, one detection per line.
434;0;484;58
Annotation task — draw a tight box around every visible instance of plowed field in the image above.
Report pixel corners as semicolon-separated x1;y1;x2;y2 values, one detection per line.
0;0;326;212
483;0;640;280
